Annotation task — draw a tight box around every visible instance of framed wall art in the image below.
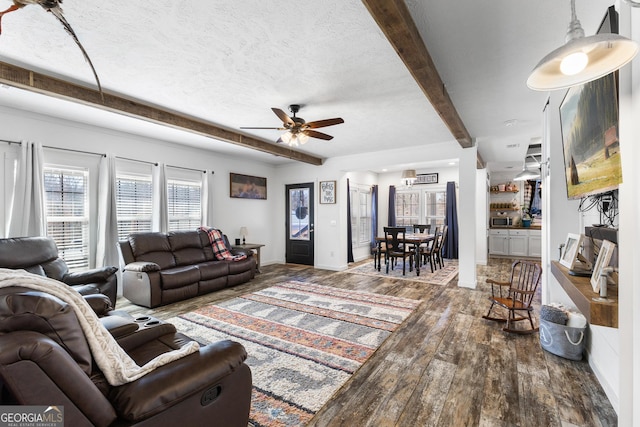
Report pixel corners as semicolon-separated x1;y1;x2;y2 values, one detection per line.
560;233;583;270
320;180;336;204
230;173;267;200
590;239;616;292
415;173;439;184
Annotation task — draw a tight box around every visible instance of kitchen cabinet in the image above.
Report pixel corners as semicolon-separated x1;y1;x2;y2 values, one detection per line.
508;229;528;256
528;230;542;257
488;228;541;258
488;229;509;255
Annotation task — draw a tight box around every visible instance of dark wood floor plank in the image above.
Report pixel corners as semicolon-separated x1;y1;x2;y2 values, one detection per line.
396;358;457;426
481;331;520;425
436;340;490;426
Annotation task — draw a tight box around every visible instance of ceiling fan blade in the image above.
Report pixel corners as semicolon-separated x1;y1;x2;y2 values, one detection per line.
303;130;334;140
272;108;295;126
304;118;344;129
240;126;285;130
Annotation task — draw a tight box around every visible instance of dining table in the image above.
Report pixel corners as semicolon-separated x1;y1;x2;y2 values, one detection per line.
375;233;434;276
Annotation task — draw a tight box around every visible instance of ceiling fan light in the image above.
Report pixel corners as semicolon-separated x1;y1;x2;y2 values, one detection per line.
527;0;639;91
280;131;294;146
298;133;310;145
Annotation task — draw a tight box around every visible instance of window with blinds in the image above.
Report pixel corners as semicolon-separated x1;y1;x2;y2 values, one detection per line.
44;167;90;272
116;174;152;240
167;178;202;231
349;185;372;248
395;190;420;227
424;190;447;229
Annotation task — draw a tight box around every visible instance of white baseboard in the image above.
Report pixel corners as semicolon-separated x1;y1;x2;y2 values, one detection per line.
586;350;619;415
457;279;477;289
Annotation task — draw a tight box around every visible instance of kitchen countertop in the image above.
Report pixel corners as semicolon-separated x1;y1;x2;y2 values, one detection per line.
490;226;542;230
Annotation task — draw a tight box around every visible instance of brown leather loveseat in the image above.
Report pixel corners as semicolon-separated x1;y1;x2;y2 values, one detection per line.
0;286;252;426
119;230;256;308
0;236;118;306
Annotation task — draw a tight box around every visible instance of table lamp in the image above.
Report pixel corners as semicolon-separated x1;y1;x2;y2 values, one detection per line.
240;227;248;245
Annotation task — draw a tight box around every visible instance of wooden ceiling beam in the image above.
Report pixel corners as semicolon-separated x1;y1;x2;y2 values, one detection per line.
362;0;484;167
0;61;324;166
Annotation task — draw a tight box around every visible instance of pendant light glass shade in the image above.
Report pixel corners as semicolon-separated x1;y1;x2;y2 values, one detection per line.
527;0;638;91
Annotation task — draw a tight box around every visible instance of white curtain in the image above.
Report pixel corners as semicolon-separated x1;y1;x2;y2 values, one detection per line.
6;141;45;237
153;163;168;232
202;170;214;227
96;154;119;267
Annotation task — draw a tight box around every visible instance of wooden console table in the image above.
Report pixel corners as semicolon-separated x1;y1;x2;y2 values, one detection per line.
233;243;265;273
550;261;618;328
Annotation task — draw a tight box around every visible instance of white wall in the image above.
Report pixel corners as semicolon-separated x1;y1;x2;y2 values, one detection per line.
543;85;622;413
457;145;477;288
0;105;281;266
618;4;640;425
476;168;488;266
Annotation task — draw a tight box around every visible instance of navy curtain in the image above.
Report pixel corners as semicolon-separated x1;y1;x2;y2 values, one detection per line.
388;185;396;226
370;185;378;252
347;179;354;263
443;181;459;259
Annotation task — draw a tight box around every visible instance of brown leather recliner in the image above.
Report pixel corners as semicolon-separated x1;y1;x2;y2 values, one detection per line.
0;236;118;307
0;287;252;427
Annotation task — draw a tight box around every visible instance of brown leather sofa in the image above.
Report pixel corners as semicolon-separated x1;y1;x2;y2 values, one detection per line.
119;230;256;308
0;287;252;426
0;236;118;306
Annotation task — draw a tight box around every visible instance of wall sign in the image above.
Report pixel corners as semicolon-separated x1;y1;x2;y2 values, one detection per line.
320;180;336;204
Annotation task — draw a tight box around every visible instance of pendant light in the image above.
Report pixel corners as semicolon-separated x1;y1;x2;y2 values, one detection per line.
401;169;417;186
513;155;541;181
527;0;638;91
513;168;540;181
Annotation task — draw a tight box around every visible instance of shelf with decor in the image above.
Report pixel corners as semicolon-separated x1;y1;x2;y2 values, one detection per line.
490;208;519;211
550;261;617;328
490;189;519;193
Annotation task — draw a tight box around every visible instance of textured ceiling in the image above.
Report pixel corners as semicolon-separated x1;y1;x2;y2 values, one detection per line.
0;0;619;173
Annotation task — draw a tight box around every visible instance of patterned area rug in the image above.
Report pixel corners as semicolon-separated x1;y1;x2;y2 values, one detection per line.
168;281;420;426
345;258;459;286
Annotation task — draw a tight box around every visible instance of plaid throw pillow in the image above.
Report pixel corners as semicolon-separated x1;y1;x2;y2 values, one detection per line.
199;227;247;261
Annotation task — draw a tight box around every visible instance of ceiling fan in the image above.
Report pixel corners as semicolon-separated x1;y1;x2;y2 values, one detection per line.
241;104;344;147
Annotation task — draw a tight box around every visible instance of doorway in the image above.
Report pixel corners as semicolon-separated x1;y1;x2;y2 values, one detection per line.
285;183;314;265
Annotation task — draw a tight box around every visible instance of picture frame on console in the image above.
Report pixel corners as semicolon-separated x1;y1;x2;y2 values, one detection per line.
590;240;616;292
560;233;583;270
230;173;267;200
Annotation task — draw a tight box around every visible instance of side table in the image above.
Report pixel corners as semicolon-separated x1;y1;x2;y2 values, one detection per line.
232;243;265;273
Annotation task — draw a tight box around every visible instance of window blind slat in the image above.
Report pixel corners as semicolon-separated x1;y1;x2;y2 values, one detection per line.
44;167;89;272
116;174;152;240
167;179;201;232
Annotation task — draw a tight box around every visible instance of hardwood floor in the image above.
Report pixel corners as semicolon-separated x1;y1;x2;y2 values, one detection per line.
117;258;617;427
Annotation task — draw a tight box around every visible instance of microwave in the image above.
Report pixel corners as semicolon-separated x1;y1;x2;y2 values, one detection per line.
491;217;513;227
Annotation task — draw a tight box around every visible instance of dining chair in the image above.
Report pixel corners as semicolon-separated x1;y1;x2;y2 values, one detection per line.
371;242;386;270
419;226;439;271
482;260;542;334
433;225;448;269
412;224;431;234
383;227;412;275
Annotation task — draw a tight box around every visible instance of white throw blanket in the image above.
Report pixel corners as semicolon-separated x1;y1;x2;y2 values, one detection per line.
0;268;199;386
